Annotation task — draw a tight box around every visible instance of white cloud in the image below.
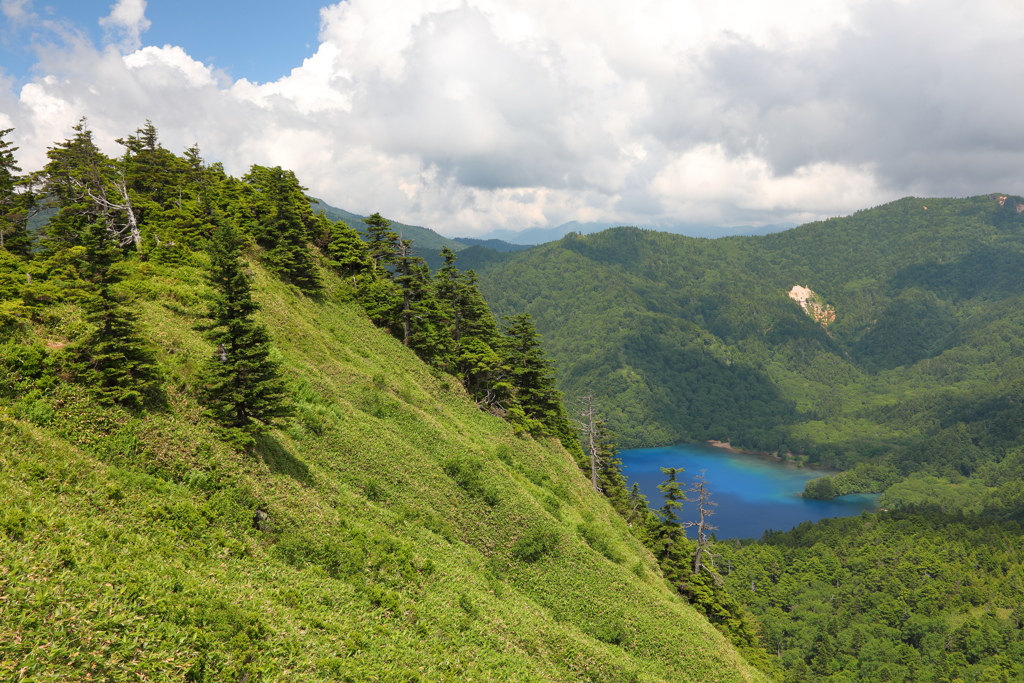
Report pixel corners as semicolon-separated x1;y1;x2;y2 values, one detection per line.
123;46;217;88
99;0;151;52
3;0;1024;235
1;0;32;22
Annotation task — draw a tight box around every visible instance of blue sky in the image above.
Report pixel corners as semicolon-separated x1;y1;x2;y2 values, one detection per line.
1;0;1024;237
1;0;325;84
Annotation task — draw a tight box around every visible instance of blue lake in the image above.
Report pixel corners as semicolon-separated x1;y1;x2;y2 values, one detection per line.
619;443;879;539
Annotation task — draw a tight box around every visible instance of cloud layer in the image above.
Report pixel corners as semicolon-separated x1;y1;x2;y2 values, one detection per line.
3;0;1024;235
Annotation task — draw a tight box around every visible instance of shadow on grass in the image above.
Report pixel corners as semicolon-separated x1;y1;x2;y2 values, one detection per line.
254;433;314;487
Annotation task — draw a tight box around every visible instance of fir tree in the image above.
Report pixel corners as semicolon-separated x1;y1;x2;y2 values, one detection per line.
362;212;399;273
0;128;32;256
65;219;160;408
41;118;141;252
502;313;574;439
312;213;369;280
655;466;688;564
435;248;506;403
243;165;319;292
199;222;290;435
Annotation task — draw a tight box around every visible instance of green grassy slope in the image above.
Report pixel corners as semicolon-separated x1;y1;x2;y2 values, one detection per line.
0;259;767;682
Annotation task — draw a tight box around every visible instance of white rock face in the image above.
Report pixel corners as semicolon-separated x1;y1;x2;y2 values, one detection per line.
788;285;835;327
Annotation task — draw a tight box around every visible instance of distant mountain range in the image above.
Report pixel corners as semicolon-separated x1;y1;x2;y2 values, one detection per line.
309;199;527;261
310;198;792;251
475;220;795;245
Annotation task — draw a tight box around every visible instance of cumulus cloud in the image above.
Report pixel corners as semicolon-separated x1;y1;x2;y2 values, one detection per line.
99;0;151;52
2;0;1024;235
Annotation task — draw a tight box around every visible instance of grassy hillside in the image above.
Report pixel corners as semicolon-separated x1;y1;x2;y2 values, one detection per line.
1;257;768;682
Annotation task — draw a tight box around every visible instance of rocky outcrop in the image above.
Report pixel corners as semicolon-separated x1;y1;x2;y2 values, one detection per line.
788;285;835;327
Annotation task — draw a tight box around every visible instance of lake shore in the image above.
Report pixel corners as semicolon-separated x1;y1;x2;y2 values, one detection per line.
706;439;778;458
705;440;843;475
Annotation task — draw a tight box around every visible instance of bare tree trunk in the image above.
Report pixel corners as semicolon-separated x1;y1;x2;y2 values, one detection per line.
574;394;600;492
687;470;718;576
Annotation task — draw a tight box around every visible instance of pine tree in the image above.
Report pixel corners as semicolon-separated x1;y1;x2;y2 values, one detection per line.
199;222;290;436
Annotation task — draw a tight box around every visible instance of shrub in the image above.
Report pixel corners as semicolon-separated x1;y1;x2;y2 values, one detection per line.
443;456;501;506
511;526;560;562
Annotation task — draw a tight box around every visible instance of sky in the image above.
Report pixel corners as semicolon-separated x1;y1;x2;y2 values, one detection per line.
1;0;1024;237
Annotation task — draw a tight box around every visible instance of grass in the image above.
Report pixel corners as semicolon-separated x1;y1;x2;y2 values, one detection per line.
0;258;768;682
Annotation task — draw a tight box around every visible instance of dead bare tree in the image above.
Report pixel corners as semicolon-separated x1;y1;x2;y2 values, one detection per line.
573;393;601;492
70;172;140;249
683;470;721;582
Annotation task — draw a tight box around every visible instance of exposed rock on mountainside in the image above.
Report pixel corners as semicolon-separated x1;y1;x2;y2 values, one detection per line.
787;285;835;328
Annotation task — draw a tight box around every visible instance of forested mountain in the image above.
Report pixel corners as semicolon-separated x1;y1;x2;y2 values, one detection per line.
455;201;1024;681
460;197;1024;501
0;122;773;681
720;510;1024;682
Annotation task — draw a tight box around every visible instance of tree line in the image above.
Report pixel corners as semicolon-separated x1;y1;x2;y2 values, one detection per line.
0;120;577;453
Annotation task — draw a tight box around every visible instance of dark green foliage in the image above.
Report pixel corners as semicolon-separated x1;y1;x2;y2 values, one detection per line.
198;222;290;434
463;196;1024;522
802;475;839;500
362;211;400;273
57;209;160;407
501;313;576;445
312;212;369;278
66;295;161;409
721;511;1024;682
853;288;957;371
39;118;139;253
435;248;508;406
656;467;686;529
0;121;773;683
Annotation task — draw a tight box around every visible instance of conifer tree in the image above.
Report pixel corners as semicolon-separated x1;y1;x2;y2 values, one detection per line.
362;212;399;273
501;313;574;439
595;420;629;510
435;247;506;403
40;118;140;252
243;165;319;292
199;222;290;435
312;213;369;280
655;466;688;565
116;121;207;258
686;470;718;576
0;128;31;256
65;219;160;408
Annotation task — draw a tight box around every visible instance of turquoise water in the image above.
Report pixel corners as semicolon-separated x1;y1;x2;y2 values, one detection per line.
619;443;878;539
